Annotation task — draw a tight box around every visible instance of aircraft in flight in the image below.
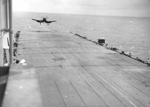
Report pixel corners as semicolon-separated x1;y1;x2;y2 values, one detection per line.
32;18;56;25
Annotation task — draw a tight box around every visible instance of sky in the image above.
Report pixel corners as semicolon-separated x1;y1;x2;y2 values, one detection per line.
13;0;150;16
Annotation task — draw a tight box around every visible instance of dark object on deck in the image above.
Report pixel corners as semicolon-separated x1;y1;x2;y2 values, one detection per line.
98;38;105;44
146;58;150;67
136;57;144;63
32;18;56;25
0;66;10;107
121;51;125;55
111;47;118;51
125;52;132;57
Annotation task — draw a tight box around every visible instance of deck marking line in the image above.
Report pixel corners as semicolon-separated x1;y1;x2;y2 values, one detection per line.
70;81;88;107
95;72;137;107
55;81;67;107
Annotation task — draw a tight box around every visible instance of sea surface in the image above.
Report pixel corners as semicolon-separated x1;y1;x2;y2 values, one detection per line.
13;12;150;60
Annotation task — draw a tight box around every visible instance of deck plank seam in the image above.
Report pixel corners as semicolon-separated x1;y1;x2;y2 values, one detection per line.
86;66;140;107
71;66;110;107
105;67;150;98
55;81;67;107
33;65;147;68
69;81;88;107
81;66;130;107
124;66;150;80
94;68;148;107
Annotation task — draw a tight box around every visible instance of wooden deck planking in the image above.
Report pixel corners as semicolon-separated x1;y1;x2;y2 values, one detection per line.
47;66;108;107
71;52;115;66
15;28;150;107
72;66;128;107
123;66;150;80
84;66;150;107
56;81;86;107
110;54;146;66
83;66;146;107
27;54;49;67
102;67;150;107
122;66;150;83
2;66;43;107
71;80;108;107
105;66;150;97
36;68;66;107
36;66;107;107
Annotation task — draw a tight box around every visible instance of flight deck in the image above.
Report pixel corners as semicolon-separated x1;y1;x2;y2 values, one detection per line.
2;28;150;107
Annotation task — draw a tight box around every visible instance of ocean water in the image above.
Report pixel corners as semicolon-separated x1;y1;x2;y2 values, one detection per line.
13;12;150;60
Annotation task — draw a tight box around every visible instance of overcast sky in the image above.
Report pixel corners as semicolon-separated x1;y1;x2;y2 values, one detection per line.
13;0;150;16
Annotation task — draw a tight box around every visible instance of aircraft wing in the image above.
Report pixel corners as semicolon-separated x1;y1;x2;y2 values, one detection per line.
45;20;56;23
32;19;44;23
